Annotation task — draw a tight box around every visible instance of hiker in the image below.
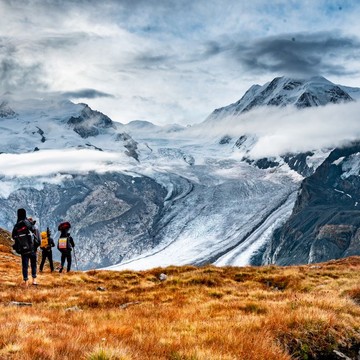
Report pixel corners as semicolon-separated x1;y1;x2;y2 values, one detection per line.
57;222;75;273
39;227;55;272
11;208;40;286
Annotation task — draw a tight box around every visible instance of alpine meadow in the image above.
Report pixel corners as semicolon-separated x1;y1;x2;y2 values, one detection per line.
1;230;360;359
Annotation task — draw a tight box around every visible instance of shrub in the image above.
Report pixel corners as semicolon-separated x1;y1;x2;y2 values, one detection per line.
240;302;268;315
234;272;252;282
346;287;360;305
187;275;221;287
86;346;130;360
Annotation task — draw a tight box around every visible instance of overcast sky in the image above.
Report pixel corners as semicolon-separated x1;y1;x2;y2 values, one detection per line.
1;0;360;125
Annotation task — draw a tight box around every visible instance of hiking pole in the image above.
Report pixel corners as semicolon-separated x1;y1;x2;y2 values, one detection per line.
73;248;79;271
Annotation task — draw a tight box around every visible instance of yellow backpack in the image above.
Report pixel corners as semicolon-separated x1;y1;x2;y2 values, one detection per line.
40;231;49;249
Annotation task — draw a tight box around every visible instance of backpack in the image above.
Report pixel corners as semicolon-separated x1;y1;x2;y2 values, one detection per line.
40;231;49;249
13;220;33;255
58;222;71;231
57;236;71;252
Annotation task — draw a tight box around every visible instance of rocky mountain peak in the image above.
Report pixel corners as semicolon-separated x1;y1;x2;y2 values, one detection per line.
205;75;355;122
67;104;116;138
0;101;16;118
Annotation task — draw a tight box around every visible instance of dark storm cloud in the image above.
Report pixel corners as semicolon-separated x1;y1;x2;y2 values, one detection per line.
132;31;360;77
2;0;189;21
0;55;47;93
203;41;227;57
228;32;360;76
62;89;114;99
0;37;47;93
37;33;94;49
131;53;175;70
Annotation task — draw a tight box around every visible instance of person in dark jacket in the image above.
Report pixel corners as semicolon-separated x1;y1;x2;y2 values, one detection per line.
11;208;40;286
57;222;75;273
39;227;55;272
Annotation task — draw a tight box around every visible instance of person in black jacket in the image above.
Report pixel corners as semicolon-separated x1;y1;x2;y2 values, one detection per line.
57;222;75;273
39;227;55;272
12;208;40;286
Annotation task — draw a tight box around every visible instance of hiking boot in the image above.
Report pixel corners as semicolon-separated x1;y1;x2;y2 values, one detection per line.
59;267;63;273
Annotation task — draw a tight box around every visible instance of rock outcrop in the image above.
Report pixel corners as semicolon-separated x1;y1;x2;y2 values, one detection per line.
260;142;360;265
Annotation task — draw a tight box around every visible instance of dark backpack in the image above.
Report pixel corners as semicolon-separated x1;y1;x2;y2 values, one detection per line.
13;220;34;255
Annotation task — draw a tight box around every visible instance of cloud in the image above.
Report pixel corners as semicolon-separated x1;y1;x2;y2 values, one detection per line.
62;89;115;99
186;101;360;159
131;53;175;70
0;39;47;94
206;32;360;77
0;149;129;177
1;0;360;125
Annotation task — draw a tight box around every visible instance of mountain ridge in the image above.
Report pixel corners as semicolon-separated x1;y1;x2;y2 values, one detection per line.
0;75;360;270
205;76;355;123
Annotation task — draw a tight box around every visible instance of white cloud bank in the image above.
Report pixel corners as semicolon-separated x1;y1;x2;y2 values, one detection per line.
186;101;360;158
0;100;359;184
0;149;129;177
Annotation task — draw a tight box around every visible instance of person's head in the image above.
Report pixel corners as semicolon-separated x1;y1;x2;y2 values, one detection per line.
17;208;26;221
58;222;71;232
60;229;69;236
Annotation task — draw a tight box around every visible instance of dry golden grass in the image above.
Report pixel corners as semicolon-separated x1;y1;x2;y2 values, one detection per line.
0;229;359;360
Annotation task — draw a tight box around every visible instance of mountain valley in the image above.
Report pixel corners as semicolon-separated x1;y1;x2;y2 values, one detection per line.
1;76;360;270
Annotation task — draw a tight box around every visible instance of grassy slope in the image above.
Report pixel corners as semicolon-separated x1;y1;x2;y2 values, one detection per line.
0;228;359;360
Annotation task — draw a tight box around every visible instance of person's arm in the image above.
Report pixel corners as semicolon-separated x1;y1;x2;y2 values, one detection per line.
50;237;55;247
11;226;17;239
11;225;19;251
69;236;75;248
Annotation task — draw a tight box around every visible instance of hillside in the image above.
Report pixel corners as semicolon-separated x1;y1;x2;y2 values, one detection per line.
0;229;359;360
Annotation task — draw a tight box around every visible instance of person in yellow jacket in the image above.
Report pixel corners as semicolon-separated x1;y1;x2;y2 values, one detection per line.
39;227;55;272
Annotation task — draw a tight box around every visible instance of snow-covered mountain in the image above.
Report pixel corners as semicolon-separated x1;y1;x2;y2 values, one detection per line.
1;75;360;270
205;76;356;123
0;96;140;157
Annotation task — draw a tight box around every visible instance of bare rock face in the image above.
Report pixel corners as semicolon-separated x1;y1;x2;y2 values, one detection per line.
260;142;360;265
0;172;167;269
67;104;116;138
310;225;359;262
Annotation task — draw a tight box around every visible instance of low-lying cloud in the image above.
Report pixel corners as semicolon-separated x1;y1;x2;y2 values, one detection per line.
62;89;115;99
187;101;360;159
0;149;128;177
